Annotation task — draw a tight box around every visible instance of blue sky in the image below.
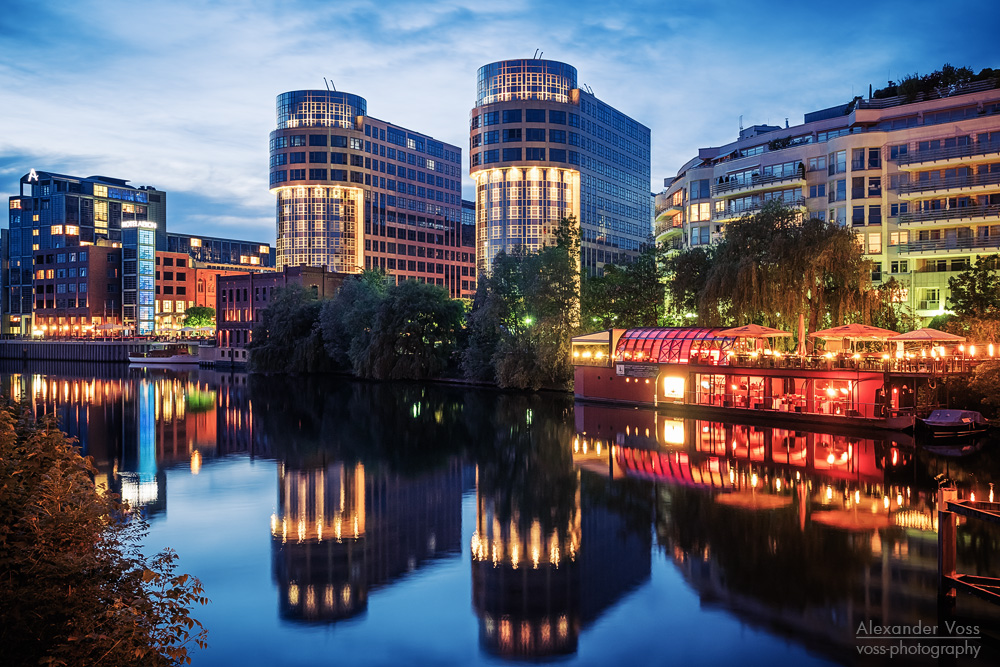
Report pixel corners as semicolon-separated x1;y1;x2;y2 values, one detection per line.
1;0;996;243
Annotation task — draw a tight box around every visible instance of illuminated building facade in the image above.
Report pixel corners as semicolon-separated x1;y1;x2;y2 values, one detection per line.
6;171;165;334
268;90;475;297
6;170;276;335
658;78;1000;321
469;59;652;276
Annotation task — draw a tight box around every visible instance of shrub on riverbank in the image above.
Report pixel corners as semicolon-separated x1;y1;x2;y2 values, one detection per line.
0;401;207;666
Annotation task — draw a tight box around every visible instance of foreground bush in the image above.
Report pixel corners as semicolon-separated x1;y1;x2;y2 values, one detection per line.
0;401;208;666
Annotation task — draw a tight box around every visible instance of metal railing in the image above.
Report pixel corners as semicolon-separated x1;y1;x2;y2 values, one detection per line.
896;140;1000;166
900;235;1000;254
712;197;806;221
899;203;1000;225
711;172;805;196
898;170;1000;195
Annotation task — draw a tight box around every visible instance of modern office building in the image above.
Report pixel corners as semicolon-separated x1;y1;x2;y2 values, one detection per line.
657;77;1000;321
267;90;476;298
6;170;276;335
469;59;652;276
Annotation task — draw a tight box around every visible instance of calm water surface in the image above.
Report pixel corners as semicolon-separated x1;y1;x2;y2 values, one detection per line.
6;362;1000;666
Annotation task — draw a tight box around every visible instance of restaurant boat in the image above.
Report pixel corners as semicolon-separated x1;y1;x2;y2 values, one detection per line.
128;343;200;365
571;327;974;432
916;409;991;439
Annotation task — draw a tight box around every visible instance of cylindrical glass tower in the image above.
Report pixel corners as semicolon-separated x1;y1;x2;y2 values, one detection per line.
470;60;582;274
269;91;368;271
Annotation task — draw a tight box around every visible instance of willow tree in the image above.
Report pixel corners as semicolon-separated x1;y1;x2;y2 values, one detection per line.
675;201;874;333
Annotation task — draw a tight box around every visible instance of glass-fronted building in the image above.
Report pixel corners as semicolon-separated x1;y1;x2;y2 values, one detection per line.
269;90;476;297
469;59;652;275
6;170;276;335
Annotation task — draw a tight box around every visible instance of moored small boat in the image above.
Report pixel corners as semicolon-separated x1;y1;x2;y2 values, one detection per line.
128;344;199;365
917;409;991;439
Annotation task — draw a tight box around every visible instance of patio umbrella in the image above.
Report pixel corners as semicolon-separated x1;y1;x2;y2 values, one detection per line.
888;328;965;342
719;324;792;338
179;326;197;332
196;326;214;332
809;323;898;341
96;323;122;331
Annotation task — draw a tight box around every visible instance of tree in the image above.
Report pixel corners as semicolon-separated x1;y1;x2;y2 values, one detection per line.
182;306;215;328
0;402;208;666
319;270;388;370
947;255;1000;319
582;244;666;330
463;216;580;390
664;201;875;334
248;285;331;373
352;280;465;380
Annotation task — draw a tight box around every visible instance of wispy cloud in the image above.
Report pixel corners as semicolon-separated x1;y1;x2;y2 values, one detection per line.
1;0;995;239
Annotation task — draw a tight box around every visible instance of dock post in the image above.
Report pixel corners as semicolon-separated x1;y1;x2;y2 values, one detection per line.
938;486;958;608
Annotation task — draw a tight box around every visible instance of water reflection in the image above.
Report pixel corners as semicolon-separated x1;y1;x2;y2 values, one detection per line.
2;362;1000;664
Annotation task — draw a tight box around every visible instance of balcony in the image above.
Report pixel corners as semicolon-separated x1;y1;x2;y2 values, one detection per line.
898;170;1000;198
898;203;1000;226
896;141;1000;169
712;197;806;222
899;235;1000;256
918;300;940;311
711;172;805;197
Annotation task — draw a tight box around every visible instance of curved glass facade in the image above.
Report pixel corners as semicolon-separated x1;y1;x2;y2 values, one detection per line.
476;60;577;106
276;91;367;130
475;167;580;269
274;185;364;272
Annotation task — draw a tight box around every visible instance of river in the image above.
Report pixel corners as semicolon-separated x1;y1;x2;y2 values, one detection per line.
4;362;1000;666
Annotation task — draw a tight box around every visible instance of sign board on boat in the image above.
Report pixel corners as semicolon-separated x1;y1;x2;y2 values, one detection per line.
616;363;659;378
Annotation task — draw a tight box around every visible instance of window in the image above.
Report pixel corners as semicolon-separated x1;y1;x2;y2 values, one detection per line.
525;147;545;161
868;177;882;197
868;205;882;225
289;135;306;147
350;137;363;150
808;184;826;198
309;169;327;180
829;179;846;202
549;149;566;162
525;109;545;122
549;130;566;143
688;202;711;222
482;130;499;144
502;109;521;123
309;151;327;163
690;179;711;200
808;156;827;172
503;128;521;142
867;233;882;254
549;110;566;124
289;152;305;163
891;260;908;273
482;111;499;126
890;202;909;217
828;150;846;175
482;149;499;164
852;148;865;170
289;169;305;180
525;128;545;142
852;206;865;226
868;148;881;169
502;148;522;161
309;135;327;146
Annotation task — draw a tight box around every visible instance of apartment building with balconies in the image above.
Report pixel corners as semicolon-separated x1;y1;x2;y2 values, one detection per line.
658;78;1000;320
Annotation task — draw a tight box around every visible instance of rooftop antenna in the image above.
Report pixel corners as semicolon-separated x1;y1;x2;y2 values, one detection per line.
331;80;336;91
539;51;543;59
533;48;539;59
739;115;743;132
323;77;330;91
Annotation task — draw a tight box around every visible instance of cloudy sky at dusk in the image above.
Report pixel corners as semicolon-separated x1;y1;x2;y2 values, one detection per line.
1;0;996;243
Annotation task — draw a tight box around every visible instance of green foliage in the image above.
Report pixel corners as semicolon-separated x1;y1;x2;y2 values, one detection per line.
320;270;388;370
181;306;215;329
928;313;957;330
0;402;208;666
969;360;1000;416
582;244;666;330
942;316;1000;345
873;64;993;101
947;255;1000;319
319;270;468;380
248;285;332;373
463;217;580;390
352;281;465;380
664;201;875;334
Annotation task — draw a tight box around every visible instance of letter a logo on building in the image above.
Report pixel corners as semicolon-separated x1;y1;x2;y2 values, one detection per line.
27;168;39;182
